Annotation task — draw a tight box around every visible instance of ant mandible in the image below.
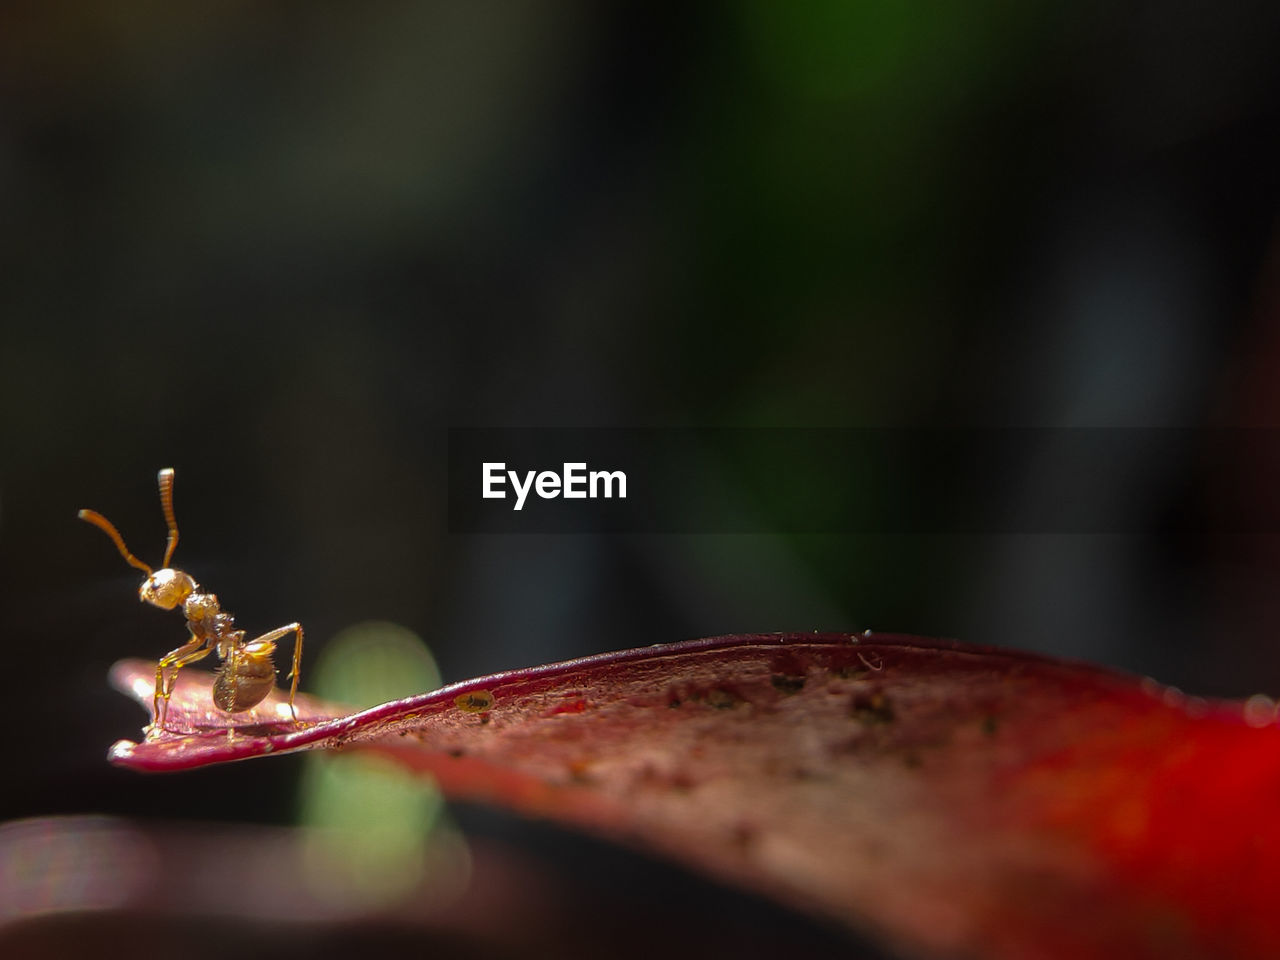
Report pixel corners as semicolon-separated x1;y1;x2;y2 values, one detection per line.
80;468;303;736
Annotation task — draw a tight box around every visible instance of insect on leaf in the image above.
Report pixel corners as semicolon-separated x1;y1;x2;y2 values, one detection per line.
108;633;1280;960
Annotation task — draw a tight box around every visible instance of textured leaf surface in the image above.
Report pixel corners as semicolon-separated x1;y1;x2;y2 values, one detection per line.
108;633;1280;960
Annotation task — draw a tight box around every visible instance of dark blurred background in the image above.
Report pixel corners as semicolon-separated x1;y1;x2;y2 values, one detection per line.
2;1;1280;956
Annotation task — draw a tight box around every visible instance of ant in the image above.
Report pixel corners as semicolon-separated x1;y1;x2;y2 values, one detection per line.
80;468;303;736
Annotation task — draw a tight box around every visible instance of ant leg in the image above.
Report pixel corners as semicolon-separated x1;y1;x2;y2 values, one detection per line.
162;646;213;701
154;638;201;728
248;622;304;721
151;640;211;734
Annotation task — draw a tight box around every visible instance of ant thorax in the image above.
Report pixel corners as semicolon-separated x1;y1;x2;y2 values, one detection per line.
182;591;220;622
182;592;241;648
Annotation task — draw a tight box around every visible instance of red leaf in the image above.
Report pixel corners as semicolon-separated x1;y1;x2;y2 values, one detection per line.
108;633;1280;960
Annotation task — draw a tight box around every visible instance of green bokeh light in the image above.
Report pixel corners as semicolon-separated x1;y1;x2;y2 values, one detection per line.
298;621;467;910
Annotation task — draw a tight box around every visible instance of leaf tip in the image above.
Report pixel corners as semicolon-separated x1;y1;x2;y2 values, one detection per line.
108;739;139;764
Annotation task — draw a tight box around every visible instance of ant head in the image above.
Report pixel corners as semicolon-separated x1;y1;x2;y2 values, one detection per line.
140;568;197;610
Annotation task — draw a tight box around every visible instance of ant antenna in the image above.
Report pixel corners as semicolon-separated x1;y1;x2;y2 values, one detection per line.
78;509;153;575
158;468;179;568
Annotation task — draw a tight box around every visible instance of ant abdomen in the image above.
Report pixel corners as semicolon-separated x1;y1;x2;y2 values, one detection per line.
213;653;277;712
